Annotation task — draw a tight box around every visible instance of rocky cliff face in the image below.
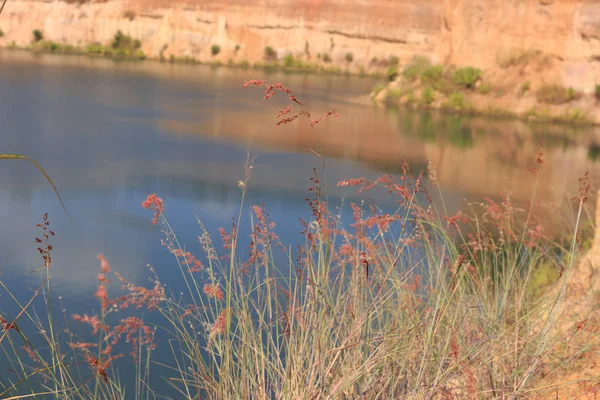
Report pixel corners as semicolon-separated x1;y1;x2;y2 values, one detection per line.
0;0;598;89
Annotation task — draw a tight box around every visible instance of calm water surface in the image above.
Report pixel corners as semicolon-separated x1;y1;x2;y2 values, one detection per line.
0;51;598;396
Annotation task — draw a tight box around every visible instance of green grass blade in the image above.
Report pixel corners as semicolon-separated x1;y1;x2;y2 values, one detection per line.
0;154;72;222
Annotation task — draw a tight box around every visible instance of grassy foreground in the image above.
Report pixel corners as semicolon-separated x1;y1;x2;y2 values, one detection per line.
0;81;597;399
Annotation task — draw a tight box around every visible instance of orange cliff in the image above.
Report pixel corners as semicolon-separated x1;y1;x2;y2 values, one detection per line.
0;0;598;88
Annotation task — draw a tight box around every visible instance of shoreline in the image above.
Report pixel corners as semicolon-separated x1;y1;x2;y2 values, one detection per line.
4;40;382;79
370;58;600;127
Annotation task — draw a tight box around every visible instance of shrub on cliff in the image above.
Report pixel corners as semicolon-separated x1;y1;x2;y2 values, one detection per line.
453;66;481;89
283;54;295;68
345;52;353;63
536;84;580;105
386;66;398;81
447;91;465;109
32;29;43;43
211;44;221;56
111;30;140;52
420;65;443;85
402;56;431;81
595;84;600;100
422;86;435;104
264;46;277;61
0;29;4;38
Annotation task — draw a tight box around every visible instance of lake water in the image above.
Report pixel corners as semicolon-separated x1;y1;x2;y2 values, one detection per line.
0;50;598;396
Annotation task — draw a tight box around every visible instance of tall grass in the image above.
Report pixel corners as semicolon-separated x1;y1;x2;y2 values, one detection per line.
0;82;596;399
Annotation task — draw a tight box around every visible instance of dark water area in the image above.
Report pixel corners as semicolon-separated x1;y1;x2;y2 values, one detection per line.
0;50;598;397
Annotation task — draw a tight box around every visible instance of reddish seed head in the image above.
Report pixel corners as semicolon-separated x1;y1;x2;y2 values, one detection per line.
212;308;229;335
97;254;111;274
203;284;224;301
142;194;165;225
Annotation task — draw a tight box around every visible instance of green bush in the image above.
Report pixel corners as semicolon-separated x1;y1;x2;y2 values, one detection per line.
322;53;332;63
420;65;443;84
432;77;456;95
111;30;140;51
264;46;277;61
595;84;600;100
388;55;399;66
33;29;43;42
402;56;431;81
521;81;531;93
422;87;435;104
448;91;465;109
386;66;398;81
453;66;481;89
0;29;4;38
211;44;221;56
536;84;580;104
86;43;106;55
479;83;491;94
345;52;353;63
283;54;294;68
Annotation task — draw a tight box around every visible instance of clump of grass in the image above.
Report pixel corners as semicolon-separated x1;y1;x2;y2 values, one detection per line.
447;91;465;109
322;53;332;63
345;52;353;63
32;29;43;42
35;41;83;55
283;53;294;68
536;84;580;104
479;82;491;94
595;84;600;100
521;81;531;94
211;44;221;56
0;29;4;38
453;66;481;89
85;31;145;60
386;66;398;81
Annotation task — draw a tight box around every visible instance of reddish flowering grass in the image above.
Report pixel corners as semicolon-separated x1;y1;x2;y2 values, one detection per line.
212;308;229;336
35;213;54;268
203;283;224;301
69;253;159;383
243;79;337;128
142;193;165;225
72;314;102;334
172;249;204;272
